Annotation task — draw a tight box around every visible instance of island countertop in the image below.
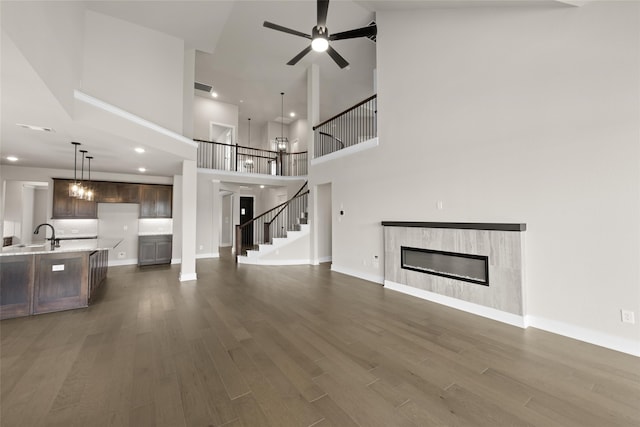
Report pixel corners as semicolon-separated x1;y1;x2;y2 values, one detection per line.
1;238;123;256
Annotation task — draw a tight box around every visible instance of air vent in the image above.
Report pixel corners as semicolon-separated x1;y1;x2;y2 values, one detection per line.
194;82;213;92
367;21;376;43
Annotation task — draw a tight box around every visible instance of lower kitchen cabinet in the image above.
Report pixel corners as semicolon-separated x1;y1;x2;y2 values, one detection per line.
0;255;34;319
138;235;172;266
88;249;108;302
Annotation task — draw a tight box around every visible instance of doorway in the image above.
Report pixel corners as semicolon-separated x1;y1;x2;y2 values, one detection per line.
239;196;254;246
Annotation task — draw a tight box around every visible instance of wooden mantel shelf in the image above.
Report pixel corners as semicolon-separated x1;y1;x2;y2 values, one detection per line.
381;222;526;232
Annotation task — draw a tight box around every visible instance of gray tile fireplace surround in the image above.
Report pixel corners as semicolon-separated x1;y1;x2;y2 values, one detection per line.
382;222;527;326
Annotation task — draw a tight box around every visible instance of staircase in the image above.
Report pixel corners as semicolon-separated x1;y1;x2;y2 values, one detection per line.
236;182;310;265
238;211;310;265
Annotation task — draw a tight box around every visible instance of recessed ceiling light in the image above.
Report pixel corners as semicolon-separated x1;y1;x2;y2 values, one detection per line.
211;91;218;98
289;112;296;118
240;100;244;103
135;147;145;153
138;167;146;173
260;185;265;189
16;123;54;132
7;156;18;162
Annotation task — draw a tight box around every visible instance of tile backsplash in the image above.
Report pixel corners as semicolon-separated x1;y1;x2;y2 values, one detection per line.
51;219;98;237
138;218;173;235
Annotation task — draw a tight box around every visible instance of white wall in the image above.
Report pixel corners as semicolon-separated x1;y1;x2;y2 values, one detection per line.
316;183;332;262
33;188;48;236
98;203;139;265
289;119;309;153
3;182;23;241
82;10;185;133
20;186;35;243
311;2;640;354
221;194;233;246
193;97;238;141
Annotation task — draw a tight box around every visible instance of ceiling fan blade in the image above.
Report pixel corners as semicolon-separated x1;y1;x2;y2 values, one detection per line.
326;45;349;69
287;45;313;66
263;21;311;39
329;24;377;41
317;0;329;29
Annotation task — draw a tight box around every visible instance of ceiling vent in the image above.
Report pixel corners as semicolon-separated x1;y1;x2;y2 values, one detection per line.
194;82;213;92
366;21;376;43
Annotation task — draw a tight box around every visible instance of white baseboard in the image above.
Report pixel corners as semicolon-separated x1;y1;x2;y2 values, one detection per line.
196;252;219;259
526;315;640;357
238;257;310;266
311;256;332;265
383;280;639;357
171;258;181;264
108;258;137;267
384;280;526;328
179;272;197;282
331;264;384;285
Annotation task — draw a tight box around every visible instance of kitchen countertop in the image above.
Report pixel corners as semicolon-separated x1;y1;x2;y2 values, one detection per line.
0;238;123;256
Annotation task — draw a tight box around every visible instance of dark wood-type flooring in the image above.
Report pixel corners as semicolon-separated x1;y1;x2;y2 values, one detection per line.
2;250;639;426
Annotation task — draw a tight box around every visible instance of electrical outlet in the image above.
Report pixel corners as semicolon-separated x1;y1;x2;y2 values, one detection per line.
372;255;379;269
621;310;635;324
199;245;203;250
437;201;444;210
118;252;126;259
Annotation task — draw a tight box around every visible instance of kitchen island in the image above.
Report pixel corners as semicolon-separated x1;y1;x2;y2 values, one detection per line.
0;238;122;319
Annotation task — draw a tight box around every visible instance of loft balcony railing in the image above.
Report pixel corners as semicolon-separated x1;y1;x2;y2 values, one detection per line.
196;139;308;176
313;94;377;158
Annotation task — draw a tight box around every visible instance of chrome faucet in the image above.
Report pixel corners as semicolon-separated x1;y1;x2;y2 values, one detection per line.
34;223;59;250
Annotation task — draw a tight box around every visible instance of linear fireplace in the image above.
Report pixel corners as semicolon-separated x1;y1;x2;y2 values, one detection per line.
401;246;489;286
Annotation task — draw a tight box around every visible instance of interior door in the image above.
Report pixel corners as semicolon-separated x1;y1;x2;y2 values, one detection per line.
239;197;254;246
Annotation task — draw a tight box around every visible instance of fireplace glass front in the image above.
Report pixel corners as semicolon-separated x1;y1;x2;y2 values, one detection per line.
401;246;489;286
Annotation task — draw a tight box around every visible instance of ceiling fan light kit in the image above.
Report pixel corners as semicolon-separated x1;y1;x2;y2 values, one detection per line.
263;0;376;69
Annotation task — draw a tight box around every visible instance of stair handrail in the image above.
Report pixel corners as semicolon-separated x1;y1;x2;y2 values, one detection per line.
312;94;377;130
265;182;308;227
317;131;345;149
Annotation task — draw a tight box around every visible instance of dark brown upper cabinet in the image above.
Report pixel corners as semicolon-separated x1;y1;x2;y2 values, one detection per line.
94;181;140;204
52;179;97;219
139;185;172;218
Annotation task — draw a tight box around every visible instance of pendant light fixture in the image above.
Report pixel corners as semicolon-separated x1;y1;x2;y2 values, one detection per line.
69;142;82;197
276;92;288;152
84;156;94;201
244;117;254;168
77;149;87;199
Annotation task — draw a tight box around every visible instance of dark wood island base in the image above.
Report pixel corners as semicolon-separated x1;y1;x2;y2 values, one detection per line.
0;249;108;319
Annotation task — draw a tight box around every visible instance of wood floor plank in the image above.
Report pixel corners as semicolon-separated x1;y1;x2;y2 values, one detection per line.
313;371;417;427
1;254;638;427
200;327;251;400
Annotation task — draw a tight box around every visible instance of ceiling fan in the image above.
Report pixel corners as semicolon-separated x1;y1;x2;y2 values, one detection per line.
263;0;377;69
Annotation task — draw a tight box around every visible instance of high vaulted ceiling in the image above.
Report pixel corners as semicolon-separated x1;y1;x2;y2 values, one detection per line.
0;0;572;176
86;0;377;125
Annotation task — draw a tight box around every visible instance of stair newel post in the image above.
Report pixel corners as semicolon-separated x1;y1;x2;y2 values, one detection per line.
235;224;242;261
